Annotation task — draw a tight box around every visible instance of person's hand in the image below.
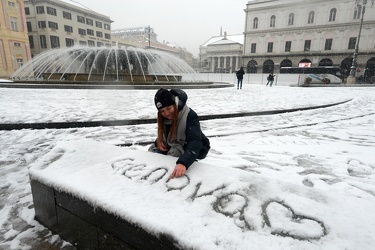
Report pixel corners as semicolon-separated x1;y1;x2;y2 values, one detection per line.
158;142;168;152
170;164;186;179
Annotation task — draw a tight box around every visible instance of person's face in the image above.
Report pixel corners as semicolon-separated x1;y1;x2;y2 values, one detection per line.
159;105;175;120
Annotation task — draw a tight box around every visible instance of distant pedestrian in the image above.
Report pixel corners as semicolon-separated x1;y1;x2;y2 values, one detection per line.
236;67;245;89
266;73;275;87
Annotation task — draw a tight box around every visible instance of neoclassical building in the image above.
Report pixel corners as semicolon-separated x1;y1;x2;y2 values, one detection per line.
243;0;375;79
0;0;31;78
199;32;244;73
112;27;196;68
24;0;113;58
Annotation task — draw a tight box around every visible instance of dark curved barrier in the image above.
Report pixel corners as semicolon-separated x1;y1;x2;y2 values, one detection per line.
0;99;351;131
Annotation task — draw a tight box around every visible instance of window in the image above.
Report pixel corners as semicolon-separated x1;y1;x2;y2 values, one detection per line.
288;13;294;26
87;29;94;36
36;6;44;14
79;41;87;46
324;39;333;50
27;22;32;32
353;5;362;19
8;1;15;7
253;18;258;29
96;31;103;38
24;7;30;15
64;25;73;33
308;11;315;24
77;16;85;23
50;36;60;48
270;15;276;28
329;8;337;22
304;40;311;51
97;42;104;47
105;33;111;39
267;42;273;53
348;37;357;49
29;35;34;49
88;40;95;47
104;24;110;30
86;18;93;26
285;41;291;52
66;38;74;47
48;21;58;30
78;28;86;35
63;11;71;20
10;17;18;31
40;35;47;48
251;43;256;53
16;58;23;69
38;21;46;28
14;42;21;47
96;21;102;28
47;7;56;16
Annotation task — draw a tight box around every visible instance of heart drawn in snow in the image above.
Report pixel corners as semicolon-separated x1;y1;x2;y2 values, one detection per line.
262;200;327;240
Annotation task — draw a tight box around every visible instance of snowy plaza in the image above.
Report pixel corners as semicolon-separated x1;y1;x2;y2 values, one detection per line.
1;79;375;249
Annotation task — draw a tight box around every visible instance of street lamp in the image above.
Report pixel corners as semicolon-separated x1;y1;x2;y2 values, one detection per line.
145;25;153;49
347;0;374;84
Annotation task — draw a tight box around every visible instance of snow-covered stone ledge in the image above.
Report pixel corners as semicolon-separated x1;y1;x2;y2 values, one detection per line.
29;139;374;249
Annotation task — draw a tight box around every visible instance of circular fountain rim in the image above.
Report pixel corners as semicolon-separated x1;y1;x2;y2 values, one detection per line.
1;80;234;90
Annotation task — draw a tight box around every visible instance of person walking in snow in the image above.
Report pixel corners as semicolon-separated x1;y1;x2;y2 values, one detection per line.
148;88;210;179
236;67;245;89
266;73;275;87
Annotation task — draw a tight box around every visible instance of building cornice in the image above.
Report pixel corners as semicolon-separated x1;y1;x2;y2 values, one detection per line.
244;49;375;59
245;0;345;12
244;21;375;36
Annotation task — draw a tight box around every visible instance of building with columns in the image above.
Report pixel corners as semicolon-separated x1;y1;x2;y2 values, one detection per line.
199;32;244;73
0;0;31;78
243;0;375;81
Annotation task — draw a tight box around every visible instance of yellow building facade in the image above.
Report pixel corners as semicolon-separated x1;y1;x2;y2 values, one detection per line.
0;0;31;78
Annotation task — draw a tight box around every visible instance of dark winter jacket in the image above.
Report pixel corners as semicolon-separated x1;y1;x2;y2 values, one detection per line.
267;74;275;81
236;68;245;79
165;89;210;169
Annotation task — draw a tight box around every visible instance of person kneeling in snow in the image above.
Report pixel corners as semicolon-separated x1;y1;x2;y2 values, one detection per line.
148;88;210;179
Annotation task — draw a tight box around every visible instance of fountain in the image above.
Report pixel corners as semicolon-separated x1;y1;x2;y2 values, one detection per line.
9;46;228;88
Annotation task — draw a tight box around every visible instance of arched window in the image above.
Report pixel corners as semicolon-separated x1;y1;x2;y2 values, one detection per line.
280;59;293;68
270;15;276;27
329;8;337;22
253;17;258;29
353;5;362;19
308;11;315;24
288;13;294;26
319;58;333;66
247;60;258;73
263;60;275;74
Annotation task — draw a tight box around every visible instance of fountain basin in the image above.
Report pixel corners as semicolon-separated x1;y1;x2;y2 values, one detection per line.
11;46;202;84
41;73;182;82
3;80;232;90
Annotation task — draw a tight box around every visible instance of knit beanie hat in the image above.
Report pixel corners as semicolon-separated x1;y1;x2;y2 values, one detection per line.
154;88;175;110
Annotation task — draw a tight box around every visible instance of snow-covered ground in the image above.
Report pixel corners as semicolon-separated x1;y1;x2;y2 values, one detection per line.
1;81;375;249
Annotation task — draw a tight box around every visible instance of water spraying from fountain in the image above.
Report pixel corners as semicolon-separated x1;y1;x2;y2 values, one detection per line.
11;46;203;84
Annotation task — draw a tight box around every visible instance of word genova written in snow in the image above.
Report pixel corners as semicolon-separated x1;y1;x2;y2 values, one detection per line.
111;157;327;241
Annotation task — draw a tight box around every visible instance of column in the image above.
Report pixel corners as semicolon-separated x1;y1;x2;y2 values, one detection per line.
229;56;233;73
223;56;227;72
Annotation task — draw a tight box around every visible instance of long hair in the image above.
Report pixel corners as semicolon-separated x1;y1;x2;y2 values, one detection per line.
157;104;179;147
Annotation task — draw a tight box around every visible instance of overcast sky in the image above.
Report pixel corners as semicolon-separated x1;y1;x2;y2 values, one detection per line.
72;0;248;57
